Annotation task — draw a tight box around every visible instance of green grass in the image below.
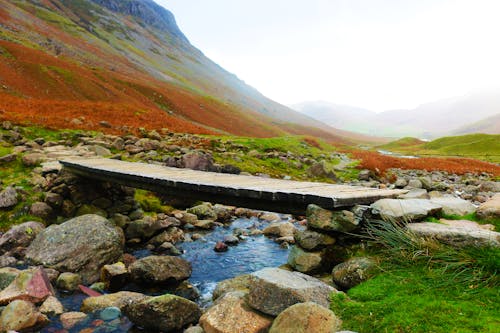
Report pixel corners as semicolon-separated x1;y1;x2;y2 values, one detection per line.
208;136;358;181
377;134;500;163
331;266;500;333
426;212;500;231
331;220;500;332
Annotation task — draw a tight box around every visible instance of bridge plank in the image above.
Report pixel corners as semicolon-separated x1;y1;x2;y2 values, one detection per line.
60;158;405;214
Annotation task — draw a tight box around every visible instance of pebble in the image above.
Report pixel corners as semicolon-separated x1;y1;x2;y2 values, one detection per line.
100;306;121;321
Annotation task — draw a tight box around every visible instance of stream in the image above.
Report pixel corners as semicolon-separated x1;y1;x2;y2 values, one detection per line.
41;216;293;332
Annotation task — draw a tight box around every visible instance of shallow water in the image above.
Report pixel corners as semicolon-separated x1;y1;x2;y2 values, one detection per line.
41;216;292;332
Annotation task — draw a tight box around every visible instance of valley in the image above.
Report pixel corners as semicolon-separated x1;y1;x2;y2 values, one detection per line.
0;0;498;332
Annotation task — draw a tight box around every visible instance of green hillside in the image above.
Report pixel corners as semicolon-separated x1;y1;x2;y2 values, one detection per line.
377;134;500;163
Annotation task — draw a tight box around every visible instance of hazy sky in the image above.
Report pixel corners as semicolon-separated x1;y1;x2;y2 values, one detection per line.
156;0;500;111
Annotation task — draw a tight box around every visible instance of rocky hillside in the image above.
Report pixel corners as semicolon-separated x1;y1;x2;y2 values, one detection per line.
294;92;500;138
0;0;365;144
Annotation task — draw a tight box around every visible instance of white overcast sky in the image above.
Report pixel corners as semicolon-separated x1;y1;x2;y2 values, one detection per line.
155;0;500;111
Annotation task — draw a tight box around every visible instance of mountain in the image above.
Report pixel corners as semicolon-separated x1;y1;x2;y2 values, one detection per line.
293;92;500;138
0;0;366;144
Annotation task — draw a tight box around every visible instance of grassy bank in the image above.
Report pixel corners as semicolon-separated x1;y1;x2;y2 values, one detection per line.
331;220;500;332
377;134;500;163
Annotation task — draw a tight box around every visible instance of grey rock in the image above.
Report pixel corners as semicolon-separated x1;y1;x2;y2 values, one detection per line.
371;199;442;222
29;202;53;220
287;245;323;273
26;214;124;284
129;255;191;285
407;222;500;248
294;229;336;251
269;302;342;333
125;294;201;332
332;257;378;290
307;204;359;232
0;187;18;208
81;291;146;312
247;267;337;316
477;193;500;219
429;197;476;216
0;221;44;255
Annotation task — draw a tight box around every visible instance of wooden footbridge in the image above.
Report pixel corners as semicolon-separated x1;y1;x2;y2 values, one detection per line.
60;158;405;214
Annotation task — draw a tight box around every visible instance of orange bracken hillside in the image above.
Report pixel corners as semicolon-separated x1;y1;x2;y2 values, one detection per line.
352;150;500;177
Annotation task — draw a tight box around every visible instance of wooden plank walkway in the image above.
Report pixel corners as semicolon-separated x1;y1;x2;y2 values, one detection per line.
60;158;405;214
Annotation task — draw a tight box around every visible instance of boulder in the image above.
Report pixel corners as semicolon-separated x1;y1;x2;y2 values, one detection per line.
148;227;185;246
287;245;323;273
0;267;54;305
212;274;252;300
307;161;337;180
200;291;273;333
398;189;429;200
101;262;129;291
307;204;358;232
371;199;442;222
269;302;342;333
247;268;337;316
0;300;48;332
429;197;476;216
129;255;192;285
60;312;87;330
0;267;21;290
407;222;500;248
124;294;201;332
56;272;82;291
0;221;44;255
40;295;64;316
21;153;45;166
187;203;217;220
0;186;18;208
81;291;146;312
260;212;281;222
477;193;500;220
332;257;378;290
29;202;53;220
263;222;296;237
294;229;336;251
125;216;175;240
26;214;124;284
181;152;214;171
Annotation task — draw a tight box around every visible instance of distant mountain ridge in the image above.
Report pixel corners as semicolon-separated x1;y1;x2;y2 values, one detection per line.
293;92;500;138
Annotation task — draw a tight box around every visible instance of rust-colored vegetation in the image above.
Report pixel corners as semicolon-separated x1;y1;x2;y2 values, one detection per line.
351;150;500;176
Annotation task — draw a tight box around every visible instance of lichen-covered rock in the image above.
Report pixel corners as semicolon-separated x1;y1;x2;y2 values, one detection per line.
125;216;175;240
0;299;48;332
101;262;129;291
0;267;55;305
60;312;87;330
212;274;252;300
40;295;64;316
287;245;323;273
124;294;201;332
200;291;273;333
129;255;192;285
0;267;21;290
294;229;336;251
0;186;18;208
56;272;82;291
269;302;342;333
247;268;337;316
25;214;124;284
263;222;296;237
187;203;217;220
331;257;378;290
307;204;359;232
0;221;44;255
81;291;146;313
477;193;500;220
